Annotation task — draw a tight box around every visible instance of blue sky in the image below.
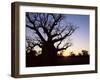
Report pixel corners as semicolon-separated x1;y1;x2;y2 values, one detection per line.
26;13;90;54
64;14;89;54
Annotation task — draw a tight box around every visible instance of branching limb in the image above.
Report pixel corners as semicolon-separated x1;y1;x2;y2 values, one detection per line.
57;42;72;51
26;13;46;42
53;24;78;43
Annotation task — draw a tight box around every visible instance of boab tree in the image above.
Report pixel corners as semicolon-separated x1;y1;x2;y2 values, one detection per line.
26;13;78;59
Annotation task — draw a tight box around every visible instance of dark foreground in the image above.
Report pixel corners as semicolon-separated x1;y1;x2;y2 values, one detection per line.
26;53;89;67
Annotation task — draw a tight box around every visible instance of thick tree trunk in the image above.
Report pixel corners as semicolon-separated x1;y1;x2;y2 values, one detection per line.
41;43;58;65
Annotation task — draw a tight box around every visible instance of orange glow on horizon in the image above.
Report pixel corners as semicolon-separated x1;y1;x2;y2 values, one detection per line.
58;48;89;57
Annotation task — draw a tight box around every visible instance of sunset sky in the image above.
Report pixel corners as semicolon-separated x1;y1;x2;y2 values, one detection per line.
63;14;90;56
26;13;90;56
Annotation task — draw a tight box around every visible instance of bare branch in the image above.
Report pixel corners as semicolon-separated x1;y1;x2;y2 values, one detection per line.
26;24;35;30
26;13;34;24
26;13;46;42
38;14;51;37
57;42;72;51
51;25;67;38
49;14;63;33
56;35;63;48
53;24;78;43
26;37;42;48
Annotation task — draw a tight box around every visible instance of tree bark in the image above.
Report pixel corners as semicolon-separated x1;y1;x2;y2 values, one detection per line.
41;42;58;64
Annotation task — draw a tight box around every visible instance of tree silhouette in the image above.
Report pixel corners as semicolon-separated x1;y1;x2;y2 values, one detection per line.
26;13;77;60
70;52;76;57
26;37;36;55
81;50;89;56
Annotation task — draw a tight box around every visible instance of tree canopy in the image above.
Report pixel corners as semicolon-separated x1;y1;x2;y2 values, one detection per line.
26;12;78;57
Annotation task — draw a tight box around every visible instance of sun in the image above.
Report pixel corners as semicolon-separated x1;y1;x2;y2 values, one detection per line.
57;50;70;57
62;50;70;57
